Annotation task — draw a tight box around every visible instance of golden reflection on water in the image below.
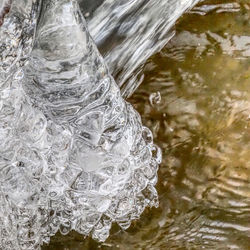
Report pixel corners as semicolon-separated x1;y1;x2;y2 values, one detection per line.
45;0;250;249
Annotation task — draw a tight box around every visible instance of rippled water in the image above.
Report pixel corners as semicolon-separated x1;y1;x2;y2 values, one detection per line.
45;0;250;249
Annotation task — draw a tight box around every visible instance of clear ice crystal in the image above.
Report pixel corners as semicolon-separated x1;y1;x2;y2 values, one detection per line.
0;0;161;248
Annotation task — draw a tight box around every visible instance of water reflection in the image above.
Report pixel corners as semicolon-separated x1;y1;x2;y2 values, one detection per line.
45;0;250;249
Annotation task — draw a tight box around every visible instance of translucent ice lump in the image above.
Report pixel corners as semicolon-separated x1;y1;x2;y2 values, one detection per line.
0;0;161;248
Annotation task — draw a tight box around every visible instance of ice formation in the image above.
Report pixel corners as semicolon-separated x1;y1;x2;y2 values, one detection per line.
0;0;161;248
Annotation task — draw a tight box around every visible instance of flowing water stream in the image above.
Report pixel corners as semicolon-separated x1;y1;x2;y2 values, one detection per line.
45;0;250;249
85;0;199;97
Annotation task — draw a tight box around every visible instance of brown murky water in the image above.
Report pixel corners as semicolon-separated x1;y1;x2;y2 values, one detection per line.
44;0;250;249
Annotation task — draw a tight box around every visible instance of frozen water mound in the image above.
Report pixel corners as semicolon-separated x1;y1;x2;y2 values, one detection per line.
0;0;161;249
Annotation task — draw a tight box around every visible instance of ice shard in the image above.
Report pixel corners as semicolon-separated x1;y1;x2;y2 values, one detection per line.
0;1;44;249
0;0;40;82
